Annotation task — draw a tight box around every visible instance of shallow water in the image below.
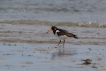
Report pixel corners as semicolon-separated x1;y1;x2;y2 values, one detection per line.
0;23;106;45
0;43;106;71
0;0;106;23
0;23;105;71
0;1;106;70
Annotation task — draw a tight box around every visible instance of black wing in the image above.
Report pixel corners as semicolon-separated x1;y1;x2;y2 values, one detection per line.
57;28;69;36
57;28;78;39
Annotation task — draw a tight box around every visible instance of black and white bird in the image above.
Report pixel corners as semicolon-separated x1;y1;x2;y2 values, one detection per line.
46;26;78;47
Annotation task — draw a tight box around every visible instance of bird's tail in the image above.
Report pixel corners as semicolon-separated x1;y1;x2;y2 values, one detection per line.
68;33;78;39
73;34;78;39
68;33;79;39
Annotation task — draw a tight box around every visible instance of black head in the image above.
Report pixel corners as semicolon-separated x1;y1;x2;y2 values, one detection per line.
51;26;57;31
51;26;58;34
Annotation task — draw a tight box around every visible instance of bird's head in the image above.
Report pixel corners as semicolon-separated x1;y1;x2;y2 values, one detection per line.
46;26;57;33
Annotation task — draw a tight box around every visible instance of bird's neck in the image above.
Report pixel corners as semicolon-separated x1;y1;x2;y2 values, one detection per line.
53;30;56;34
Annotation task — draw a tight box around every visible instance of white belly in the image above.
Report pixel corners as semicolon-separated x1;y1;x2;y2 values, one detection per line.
55;30;68;40
57;35;67;40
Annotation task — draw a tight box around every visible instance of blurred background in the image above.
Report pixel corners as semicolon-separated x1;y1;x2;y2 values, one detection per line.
0;0;106;23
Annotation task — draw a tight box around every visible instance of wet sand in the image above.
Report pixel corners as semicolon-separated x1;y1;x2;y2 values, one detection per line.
0;43;106;71
0;23;106;71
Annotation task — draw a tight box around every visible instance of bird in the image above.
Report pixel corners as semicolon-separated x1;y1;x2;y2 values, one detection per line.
46;26;78;47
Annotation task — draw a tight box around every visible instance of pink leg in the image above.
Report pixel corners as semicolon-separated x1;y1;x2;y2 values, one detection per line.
57;40;61;46
63;40;65;48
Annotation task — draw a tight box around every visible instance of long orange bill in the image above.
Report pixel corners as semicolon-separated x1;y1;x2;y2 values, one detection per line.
46;28;52;34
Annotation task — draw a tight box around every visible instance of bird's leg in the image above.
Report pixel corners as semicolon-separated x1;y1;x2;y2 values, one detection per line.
57;40;61;46
63;40;65;48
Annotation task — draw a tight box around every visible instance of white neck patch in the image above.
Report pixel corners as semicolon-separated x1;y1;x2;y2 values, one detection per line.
56;30;60;33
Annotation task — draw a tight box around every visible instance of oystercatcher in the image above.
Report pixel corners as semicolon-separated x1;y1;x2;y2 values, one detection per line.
46;26;78;47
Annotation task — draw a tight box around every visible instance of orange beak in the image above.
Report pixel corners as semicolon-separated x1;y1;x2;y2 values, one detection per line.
46;28;52;34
